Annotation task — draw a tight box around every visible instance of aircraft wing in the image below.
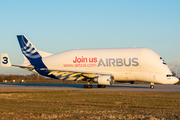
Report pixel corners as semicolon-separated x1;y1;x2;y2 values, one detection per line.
41;68;112;81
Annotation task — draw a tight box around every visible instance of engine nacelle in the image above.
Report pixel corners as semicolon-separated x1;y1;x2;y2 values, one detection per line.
94;75;114;85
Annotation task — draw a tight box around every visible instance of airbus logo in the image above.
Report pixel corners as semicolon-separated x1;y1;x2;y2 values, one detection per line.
98;58;139;67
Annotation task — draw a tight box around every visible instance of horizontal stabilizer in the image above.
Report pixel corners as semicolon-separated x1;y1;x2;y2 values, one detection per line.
12;65;34;71
12;64;34;69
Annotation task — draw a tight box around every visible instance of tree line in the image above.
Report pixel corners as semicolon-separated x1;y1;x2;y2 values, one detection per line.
0;73;50;82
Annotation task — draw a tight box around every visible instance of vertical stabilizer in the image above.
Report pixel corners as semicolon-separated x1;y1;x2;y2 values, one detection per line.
1;54;11;67
17;35;41;61
16;35;55;77
17;35;47;71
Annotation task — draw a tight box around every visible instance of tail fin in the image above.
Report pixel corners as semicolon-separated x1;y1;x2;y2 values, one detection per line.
17;35;52;76
17;35;47;70
17;35;41;61
1;54;11;67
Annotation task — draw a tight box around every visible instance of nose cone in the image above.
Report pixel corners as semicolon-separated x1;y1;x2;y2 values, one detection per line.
173;77;179;84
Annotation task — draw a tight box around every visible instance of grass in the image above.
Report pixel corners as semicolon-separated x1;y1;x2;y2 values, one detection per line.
0;89;180;119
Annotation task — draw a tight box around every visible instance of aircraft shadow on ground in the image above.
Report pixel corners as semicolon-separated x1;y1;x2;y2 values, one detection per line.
0;83;148;89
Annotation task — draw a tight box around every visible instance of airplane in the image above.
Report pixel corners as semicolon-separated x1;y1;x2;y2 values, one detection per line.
1;35;179;89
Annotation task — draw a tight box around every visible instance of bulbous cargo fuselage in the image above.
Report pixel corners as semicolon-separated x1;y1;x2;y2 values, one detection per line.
43;48;179;84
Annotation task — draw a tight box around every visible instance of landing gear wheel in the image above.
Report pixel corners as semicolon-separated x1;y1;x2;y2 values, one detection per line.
88;85;93;88
97;85;106;88
150;85;154;89
84;84;93;88
84;85;87;88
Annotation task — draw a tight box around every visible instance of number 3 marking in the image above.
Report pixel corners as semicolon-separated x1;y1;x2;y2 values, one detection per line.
2;57;8;64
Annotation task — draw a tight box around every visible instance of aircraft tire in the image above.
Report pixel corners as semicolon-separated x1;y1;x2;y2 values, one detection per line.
84;85;93;88
87;85;93;88
150;85;154;89
97;85;106;88
84;85;88;88
97;85;101;88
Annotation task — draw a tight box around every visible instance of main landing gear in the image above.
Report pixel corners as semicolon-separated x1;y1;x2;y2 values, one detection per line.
84;81;93;88
97;85;106;88
83;81;107;88
150;83;154;89
84;84;93;88
84;84;107;88
84;84;106;88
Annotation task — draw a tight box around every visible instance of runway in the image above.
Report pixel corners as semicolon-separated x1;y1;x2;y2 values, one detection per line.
0;83;180;92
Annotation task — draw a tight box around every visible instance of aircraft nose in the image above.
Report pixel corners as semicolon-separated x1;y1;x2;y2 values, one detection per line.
174;77;179;84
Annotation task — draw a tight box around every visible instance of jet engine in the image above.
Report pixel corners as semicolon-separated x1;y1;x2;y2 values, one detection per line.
94;75;114;85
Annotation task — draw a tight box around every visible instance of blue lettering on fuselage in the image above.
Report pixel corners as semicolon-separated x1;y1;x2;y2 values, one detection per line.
98;58;139;67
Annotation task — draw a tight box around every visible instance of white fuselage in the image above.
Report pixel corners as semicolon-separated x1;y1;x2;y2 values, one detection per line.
41;48;178;84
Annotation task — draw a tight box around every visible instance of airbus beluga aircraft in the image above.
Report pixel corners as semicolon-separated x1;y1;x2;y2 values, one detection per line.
1;35;179;89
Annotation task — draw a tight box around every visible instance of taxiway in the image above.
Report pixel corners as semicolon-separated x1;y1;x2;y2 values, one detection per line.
0;83;179;92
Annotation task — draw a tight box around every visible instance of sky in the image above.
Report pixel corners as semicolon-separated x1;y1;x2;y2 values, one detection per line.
0;0;180;76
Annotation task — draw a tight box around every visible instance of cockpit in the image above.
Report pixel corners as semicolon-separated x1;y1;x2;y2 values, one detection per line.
160;57;166;65
166;75;174;77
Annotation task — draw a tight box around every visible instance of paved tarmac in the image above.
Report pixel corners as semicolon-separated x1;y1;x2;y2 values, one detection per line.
0;83;179;92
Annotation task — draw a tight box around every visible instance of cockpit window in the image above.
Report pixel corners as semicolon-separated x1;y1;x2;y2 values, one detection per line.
160;57;166;65
163;60;166;65
166;75;174;77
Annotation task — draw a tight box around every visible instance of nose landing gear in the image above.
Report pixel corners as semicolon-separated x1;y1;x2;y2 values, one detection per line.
150;83;154;89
